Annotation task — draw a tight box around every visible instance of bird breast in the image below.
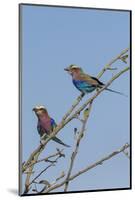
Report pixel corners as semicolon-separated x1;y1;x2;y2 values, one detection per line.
39;117;51;133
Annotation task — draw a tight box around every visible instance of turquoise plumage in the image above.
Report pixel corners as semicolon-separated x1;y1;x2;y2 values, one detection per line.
64;64;126;96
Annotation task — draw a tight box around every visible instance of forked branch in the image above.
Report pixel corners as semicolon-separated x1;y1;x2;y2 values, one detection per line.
43;143;130;193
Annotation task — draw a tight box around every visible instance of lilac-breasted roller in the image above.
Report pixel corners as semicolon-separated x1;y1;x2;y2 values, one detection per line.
33;106;70;147
64;64;126;96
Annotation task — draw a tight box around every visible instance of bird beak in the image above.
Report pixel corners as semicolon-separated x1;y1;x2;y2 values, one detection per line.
64;67;69;71
33;108;36;112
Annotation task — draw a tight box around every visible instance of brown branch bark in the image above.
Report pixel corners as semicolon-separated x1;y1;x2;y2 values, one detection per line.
29;156;60;186
97;47;129;78
43;143;130;193
22;66;129;174
23;150;64;194
62;47;129;123
64;102;93;191
22;48;129;194
23;150;42;194
65;66;129;124
62;93;84;121
25;148;64;169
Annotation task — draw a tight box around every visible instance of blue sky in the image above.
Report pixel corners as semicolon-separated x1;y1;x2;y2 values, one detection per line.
21;5;130;193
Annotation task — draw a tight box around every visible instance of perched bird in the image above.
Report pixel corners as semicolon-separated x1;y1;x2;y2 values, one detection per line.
64;64;126;96
33;106;70;147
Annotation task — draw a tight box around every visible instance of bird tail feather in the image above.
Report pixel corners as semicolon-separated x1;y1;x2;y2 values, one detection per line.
52;136;70;147
105;88;127;97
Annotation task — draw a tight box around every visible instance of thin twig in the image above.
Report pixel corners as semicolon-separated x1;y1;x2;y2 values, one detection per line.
43;143;130;193
23;153;63;194
23;152;41;194
97;47;129;78
22;48;129;173
25;149;64;169
49;171;66;187
55;171;65;182
64;102;93;191
22;66;129;174
62;47;129;123
22;48;130;194
30;153;63;186
30;164;54;187
62;48;129;123
122;149;130;159
65;66;129;125
62;93;84;122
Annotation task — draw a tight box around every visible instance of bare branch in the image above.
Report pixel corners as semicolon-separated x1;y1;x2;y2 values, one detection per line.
55;171;65;182
25;148;64;169
62;47;129;124
65;66;129;125
64;102;93;191
22;66;129;174
23;151;64;194
43;143;130;193
62;93;84;122
22;48;129;193
30;163;55;187
122;148;130;159
97;47;129;78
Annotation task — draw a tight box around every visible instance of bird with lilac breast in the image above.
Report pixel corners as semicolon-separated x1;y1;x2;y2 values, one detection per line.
64;64;127;97
33;106;70;147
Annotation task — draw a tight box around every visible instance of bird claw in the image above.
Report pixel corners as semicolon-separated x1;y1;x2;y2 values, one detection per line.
77;96;81;101
77;93;85;101
81;93;85;97
40;139;44;146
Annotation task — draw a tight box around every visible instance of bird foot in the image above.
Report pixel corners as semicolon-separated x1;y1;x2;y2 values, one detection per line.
77;93;85;101
40;139;44;146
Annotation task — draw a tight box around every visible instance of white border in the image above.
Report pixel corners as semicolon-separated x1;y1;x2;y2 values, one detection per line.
0;0;134;199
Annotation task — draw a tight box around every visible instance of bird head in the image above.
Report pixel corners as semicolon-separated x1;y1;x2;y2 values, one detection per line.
33;105;48;117
64;64;83;76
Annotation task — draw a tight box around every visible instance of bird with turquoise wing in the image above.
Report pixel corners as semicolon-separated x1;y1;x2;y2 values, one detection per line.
33;105;70;147
64;64;126;97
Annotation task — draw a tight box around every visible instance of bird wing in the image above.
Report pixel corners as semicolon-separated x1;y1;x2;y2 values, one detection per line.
50;118;57;131
37;123;45;137
79;73;104;86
